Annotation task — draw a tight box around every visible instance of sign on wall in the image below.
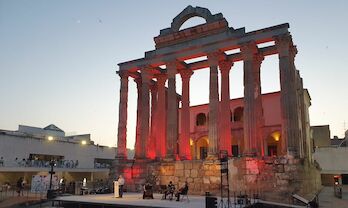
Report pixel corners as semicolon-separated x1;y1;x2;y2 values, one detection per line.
31;175;58;193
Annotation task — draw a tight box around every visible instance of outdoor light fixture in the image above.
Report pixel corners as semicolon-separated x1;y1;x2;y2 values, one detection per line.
81;140;87;145
47;136;54;141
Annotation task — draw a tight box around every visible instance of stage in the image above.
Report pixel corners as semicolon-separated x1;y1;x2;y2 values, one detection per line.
54;193;205;208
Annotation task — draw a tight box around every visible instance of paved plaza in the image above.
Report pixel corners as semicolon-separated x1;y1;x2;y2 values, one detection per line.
318;185;348;208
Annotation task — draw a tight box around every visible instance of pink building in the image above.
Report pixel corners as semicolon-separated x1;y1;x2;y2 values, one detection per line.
181;90;312;160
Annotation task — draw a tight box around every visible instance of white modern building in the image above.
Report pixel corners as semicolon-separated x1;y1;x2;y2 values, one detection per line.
0;124;132;186
313;129;348;185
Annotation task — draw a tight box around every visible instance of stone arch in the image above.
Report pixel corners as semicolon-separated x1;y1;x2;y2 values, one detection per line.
233;107;244;122
196;113;207;126
196;136;209;160
266;131;281;156
170;6;223;32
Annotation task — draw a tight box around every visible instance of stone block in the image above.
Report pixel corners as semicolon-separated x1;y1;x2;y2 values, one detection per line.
276;164;284;173
193;183;201;191
277;179;288;186
175;162;184;170
186;177;193;183
203;176;210;184
194;177;202;183
191;169;198;177
175;169;184;177
209;176;220;184
184;162;192;169
192;162;201;169
184;169;191;177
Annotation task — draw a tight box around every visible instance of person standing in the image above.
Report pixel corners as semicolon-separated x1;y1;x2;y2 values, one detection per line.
117;175;125;198
16;177;24;196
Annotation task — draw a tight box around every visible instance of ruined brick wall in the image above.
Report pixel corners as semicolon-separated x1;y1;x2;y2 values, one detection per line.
111;155;321;202
229;155;322;202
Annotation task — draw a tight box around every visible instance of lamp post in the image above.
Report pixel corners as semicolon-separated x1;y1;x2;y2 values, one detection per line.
47;160;56;200
49;160;56;189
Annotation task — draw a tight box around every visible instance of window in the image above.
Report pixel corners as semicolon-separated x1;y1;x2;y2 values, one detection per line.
196;113;207;126
233;107;244;122
232;145;239;157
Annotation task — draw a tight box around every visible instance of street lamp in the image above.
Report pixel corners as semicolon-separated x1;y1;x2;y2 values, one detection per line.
47;160;56;199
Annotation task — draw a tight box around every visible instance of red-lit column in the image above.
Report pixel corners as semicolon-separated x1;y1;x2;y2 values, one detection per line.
116;71;129;159
155;74;167;159
166;61;178;160
219;60;233;157
139;68;151;159
207;52;221;158
275;35;300;156
241;41;264;156
179;69;193;160
148;83;158;159
134;77;142;159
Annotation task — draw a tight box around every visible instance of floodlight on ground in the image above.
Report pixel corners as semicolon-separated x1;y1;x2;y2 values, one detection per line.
47;136;54;141
81;140;87;145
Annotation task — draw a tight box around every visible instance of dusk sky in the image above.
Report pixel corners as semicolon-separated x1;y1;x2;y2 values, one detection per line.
1;1;347;148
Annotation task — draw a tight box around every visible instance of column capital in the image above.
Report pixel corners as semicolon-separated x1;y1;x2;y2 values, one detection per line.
134;77;142;86
117;70;129;79
206;51;225;66
219;60;233;74
155;74;167;85
150;82;158;91
240;41;258;60
274;34;294;57
254;53;264;65
140;67;153;83
179;69;194;79
165;60;180;77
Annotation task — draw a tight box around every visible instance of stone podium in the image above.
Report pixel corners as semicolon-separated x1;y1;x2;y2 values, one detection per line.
113;181;119;198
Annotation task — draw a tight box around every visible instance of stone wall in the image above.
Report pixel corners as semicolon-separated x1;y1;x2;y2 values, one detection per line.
111;155;321;203
229;155;321;202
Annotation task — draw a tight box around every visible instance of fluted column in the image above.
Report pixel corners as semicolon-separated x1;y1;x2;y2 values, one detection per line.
275;34;300;156
148;83;158;159
116;71;129;159
207;52;221;158
139;68;151;159
219;60;233;157
166;61;178;160
241;42;264;156
179;69;193;160
155;74;167;159
134;77;142;159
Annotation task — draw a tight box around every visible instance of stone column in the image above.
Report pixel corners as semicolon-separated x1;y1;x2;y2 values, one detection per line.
241;42;264;156
155;74;167;159
179;69;194;160
219;60;233;157
275;35;300;156
207;52;221;158
134;77;142;159
166;61;178;160
139;68;151;159
116;71;129;159
148;83;158;159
